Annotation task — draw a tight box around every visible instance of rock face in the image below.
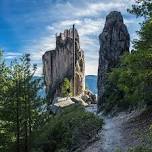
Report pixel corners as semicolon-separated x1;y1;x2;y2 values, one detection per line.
97;11;130;111
82;90;97;104
43;28;85;103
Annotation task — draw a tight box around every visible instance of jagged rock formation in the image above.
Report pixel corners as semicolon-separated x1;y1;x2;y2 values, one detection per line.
43;28;85;103
81;90;97;104
97;11;130;111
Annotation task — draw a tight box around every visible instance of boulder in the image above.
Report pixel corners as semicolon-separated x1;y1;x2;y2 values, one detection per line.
49;97;75;114
71;97;88;106
82;90;97;104
54;98;75;108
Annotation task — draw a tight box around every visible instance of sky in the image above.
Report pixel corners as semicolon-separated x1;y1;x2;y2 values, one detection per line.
0;0;142;76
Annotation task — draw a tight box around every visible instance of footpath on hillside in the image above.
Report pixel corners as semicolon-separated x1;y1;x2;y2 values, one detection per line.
84;105;152;152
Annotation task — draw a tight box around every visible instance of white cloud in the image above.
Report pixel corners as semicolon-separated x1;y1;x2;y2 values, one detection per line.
34;64;43;76
85;61;98;75
55;0;135;18
49;1;129;24
59;19;82;26
78;18;103;36
23;35;56;62
4;52;22;59
19;0;139;76
75;2;123;17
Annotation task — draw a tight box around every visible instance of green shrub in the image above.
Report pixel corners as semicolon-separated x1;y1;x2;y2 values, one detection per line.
32;105;103;152
115;147;152;152
127;147;152;152
61;78;72;97
115;124;152;152
103;0;152;114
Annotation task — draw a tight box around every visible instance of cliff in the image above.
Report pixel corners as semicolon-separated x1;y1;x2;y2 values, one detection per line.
97;11;130;111
43;28;85;103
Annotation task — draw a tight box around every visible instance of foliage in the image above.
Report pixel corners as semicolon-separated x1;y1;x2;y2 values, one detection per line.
32;105;103;152
0;52;102;152
61;78;71;97
104;50;152;112
103;0;152;113
116;147;152;152
109;50;151;108
104;1;152;150
127;147;152;152
128;0;152;51
103;79;127;113
133;19;152;51
117;124;152;152
128;0;152;18
0;53;45;152
115;124;152;152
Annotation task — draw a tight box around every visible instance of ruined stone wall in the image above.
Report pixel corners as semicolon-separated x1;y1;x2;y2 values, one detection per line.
43;28;85;102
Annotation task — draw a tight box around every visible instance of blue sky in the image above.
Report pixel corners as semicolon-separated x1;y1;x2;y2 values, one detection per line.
0;0;142;75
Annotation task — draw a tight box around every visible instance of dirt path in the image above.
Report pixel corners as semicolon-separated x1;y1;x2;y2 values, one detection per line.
84;112;128;152
84;105;151;152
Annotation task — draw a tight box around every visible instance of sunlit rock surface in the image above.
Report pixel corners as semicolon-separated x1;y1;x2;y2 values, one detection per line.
43;28;85;103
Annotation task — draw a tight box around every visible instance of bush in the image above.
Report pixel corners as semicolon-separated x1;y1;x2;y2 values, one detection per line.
32;105;103;152
115;124;152;152
103;50;152;114
61;78;72;97
127;147;152;152
115;146;152;152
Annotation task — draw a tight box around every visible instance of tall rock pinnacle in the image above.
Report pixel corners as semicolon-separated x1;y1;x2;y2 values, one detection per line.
97;11;130;111
43;28;85;103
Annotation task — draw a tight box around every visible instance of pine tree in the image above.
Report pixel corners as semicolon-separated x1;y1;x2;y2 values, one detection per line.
0;53;44;152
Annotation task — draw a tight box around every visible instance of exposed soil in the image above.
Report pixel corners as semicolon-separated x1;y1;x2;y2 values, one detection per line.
84;105;152;152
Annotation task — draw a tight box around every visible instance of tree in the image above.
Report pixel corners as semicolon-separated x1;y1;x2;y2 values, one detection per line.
0;53;44;152
103;0;152;112
128;0;152;18
0;50;13;152
128;0;152;51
